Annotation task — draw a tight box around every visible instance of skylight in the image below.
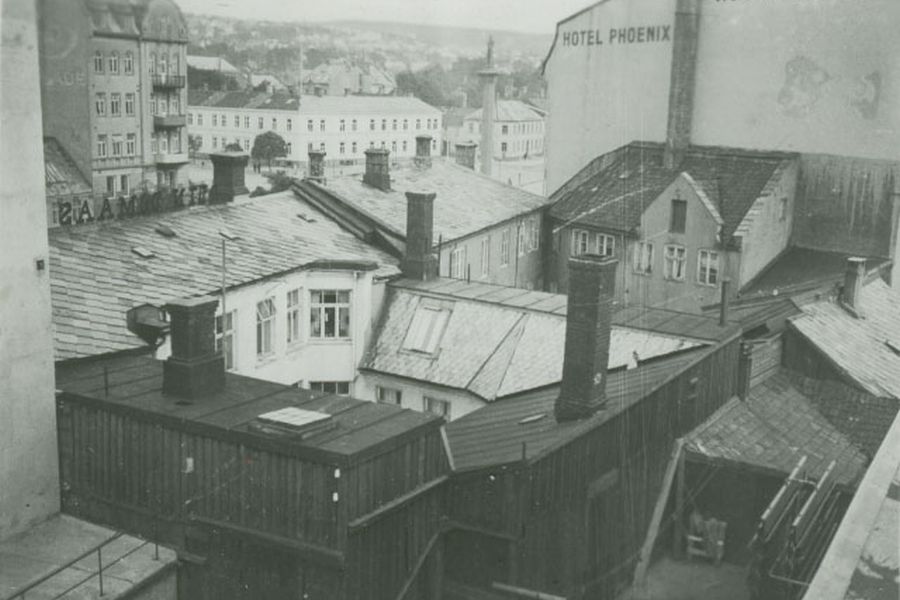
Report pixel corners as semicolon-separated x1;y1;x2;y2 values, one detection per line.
155;224;176;238
403;305;451;354
131;246;156;259
257;407;332;430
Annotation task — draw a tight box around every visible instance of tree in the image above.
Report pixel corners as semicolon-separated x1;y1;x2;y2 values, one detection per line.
251;131;287;169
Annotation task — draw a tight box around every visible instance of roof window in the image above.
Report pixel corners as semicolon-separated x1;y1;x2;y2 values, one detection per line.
403;304;451;354
155;224;176;238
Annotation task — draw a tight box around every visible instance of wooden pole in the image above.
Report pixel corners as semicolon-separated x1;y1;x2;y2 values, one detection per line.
672;444;686;559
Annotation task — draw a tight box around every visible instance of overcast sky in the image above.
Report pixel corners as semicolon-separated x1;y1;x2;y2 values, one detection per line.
175;0;590;34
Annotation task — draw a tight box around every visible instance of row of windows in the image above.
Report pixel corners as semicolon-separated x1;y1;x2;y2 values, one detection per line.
188;112;441;135
93;51;135;75
633;242;720;286
148;52;181;76
150;131;182;154
191;112;289;132
375;385;451;419
214;289;352;370
324;117;440;133
95;93;136;117
500;138;542;156
306;138;436;156
449;218;541;279
150;93;181;116
96;133;137;158
571;229;616;258
467;120;543;135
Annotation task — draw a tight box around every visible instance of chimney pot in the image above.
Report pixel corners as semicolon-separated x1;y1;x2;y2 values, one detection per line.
414;135;433;168
455;142;477;170
401;191;438;281
162;296;225;399
555;254;618;422
363;148;391;191
209;151;250;203
841;257;866;317
307;150;326;184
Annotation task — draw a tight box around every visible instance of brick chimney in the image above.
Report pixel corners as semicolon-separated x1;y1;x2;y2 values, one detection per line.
663;0;702;170
841;257;866;317
555;254;617;422
414;134;432;168
307;150;326;184
478;36;499;177
209;151;249;203
401;191;438;281
363;148;391;191
162;296;225;399
455;142;477;170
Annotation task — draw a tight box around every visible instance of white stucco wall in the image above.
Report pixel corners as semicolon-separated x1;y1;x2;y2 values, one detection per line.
355;371;486;422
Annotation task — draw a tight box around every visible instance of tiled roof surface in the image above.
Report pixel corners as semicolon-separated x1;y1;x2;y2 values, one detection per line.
549;142;792;238
685;372;868;486
315;160;552;244
248;73;286;89
464;100;545;123
446;350;706;471
44;138;91;197
187;55;239;73
187;90;301;111
363;282;715;401
50;190;399;361
790;279;900;399
297;94;438;116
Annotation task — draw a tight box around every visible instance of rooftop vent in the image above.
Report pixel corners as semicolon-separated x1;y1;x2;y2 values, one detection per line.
131;246;156;258
219;229;240;241
155;224;176;238
254;407;336;438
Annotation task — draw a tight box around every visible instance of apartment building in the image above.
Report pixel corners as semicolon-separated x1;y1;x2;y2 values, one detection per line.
449;100;545;164
39;0;189;196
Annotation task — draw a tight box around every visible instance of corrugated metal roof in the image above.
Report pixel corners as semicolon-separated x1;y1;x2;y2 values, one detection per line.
790;279;900;399
684;372;867;486
50;190;399;361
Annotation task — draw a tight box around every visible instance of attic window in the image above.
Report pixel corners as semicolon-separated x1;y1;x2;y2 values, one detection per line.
403;305;451;354
155;224;176;238
131;246;156;258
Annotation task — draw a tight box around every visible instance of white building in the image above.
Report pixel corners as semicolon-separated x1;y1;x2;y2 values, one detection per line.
187;90;442;167
456;100;545;163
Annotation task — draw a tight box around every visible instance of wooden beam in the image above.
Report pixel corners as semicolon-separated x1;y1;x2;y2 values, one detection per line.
348;475;448;531
394;530;441;600
491;582;567;600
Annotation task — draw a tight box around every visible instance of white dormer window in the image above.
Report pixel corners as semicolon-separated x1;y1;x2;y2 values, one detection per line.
403;305;451;354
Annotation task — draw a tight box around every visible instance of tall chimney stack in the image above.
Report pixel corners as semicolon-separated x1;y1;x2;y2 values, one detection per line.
719;278;731;326
307;150;326;184
414;134;432;168
363;148;391;191
663;0;702;170
209;150;250;203
401;191;438;281
455;142;477;170
478;36;499;177
841;257;866;317
555;255;618;422
163;296;225;399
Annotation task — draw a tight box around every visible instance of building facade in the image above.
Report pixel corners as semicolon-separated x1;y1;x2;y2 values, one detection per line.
457;100;545;164
39;0;189;196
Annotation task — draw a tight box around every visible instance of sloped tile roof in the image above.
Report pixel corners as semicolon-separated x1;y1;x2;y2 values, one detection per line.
313;159;552;244
446;350;706;471
464;100;545;123
50;190;399;361
549;142;793;238
363;280;713;401
188;90;301;111
44;138;91;197
187;55;239;73
684;371;868;486
790;279;900;399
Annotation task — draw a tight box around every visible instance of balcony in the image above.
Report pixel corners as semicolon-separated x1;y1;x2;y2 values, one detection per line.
154;152;189;165
151;74;186;89
153;114;187;128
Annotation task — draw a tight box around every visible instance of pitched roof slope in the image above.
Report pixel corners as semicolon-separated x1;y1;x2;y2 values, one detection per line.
44;138;91;197
313;159;552;244
464;100;545;122
187;89;300;111
50;190;399;361
549;142;793;238
789;279;900;399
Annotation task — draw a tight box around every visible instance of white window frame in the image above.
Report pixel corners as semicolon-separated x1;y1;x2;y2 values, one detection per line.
110;93;121;117
597;234;615;257
256;297;276;357
96;135;108;157
450;246;467;279
376;386;402;405
664;244;686;281
310;381;351;396
216;309;237;371
124;93;135;116
286;288;301;345
424;397;451;419
95;93;106;116
571;229;590;256
125;133;136;155
517;222;528;257
310;290;351;340
633;241;654;275
480;236;491;278
697;249;720;286
500;229;510;267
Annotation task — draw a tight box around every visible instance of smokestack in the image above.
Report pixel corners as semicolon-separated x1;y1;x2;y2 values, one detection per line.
401;191;438;281
209;151;250;203
719;278;731;326
478;37;499;177
841;257;866;317
307;150;326;184
363;148;391;191
663;0;702;170
455;142;477;170
162;296;225;399
555;254;617;422
414;134;432;168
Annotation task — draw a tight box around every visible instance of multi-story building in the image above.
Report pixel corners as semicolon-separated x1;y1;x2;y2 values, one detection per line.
452;100;545;164
39;0;189;195
301;59;396;97
187;90;442;168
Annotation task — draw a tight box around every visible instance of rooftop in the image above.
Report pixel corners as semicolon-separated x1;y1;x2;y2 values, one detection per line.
463;100;545;123
44;138;91;198
56;354;442;463
188;90;438;116
188;89;300;111
187;54;239;73
304;159;551;245
789;279;900;399
50;189;399;361
362;278;737;402
549;142;794;239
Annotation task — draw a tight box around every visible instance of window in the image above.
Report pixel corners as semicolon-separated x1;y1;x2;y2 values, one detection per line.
501;142;508;154
319;142;325;152
287;118;292;132
339;142;345;155
95;93;106;116
597;234;615;257
159;99;168;115
123;51;133;74
108;52;119;74
310;381;350;395
502;124;508;135
197;113;203;126
232;115;239;128
424;397;451;419
244;116;250;129
159;135;168;153
272;118;277;130
258;117;263;129
391;140;397;153
404;305;451;353
211;136;218;149
416;118;421;130
319;119;325;132
158;54;167;75
212;114;218;127
310;290;351;339
381;119;386;131
120;175;129;193
369;119;375;131
220;114;225;126
779;197;788;222
111;136;122;156
93;51;104;73
256;298;276;356
171;54;179;75
351;119;357;131
148;52;156;75
125;93;135;116
664;245;686;281
402;140;407;152
450;246;467;279
106;175;116;194
517;222;527;256
392;119;397;131
285;142;292;155
339;119;345;132
697;249;719;286
633;241;654;274
530;218;540;251
125;133;136;155
480;236;490;277
351;141;357;154
500;229;510;267
151;135;158;153
96;134;107;157
403;119;408;131
244;139;250;151
110;93;121;116
670;199;687;233
286;288;301;344
376;386;402;405
215;310;236;371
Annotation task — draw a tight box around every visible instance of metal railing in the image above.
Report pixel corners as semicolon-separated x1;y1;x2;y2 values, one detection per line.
151;74;186;88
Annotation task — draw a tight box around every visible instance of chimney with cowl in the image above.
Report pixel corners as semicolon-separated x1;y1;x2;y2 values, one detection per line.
455;142;477;170
363;148;391;191
307;150;326;184
401;190;438;281
841;257;866;318
208;150;250;204
162;296;225;399
555;254;618;422
414;135;432;168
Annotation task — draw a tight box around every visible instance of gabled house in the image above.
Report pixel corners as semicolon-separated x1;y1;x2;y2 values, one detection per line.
547;142;799;313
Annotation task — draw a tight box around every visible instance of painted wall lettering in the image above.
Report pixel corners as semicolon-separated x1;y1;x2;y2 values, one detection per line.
54;184;209;227
561;25;671;47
